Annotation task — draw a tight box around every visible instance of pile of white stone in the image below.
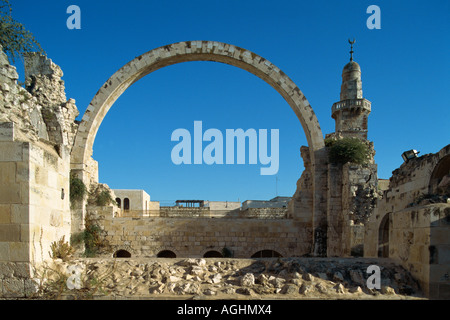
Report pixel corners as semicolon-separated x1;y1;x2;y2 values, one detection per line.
35;257;422;299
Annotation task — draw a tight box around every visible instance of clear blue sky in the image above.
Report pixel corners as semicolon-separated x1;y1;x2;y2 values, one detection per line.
9;0;450;204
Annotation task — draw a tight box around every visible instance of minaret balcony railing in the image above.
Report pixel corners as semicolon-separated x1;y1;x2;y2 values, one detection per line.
332;98;371;116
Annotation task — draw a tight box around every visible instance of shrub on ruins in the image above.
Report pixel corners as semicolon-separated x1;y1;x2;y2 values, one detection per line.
71;216;109;257
49;235;75;261
326;137;370;165
0;0;45;63
70;174;87;206
95;190;116;207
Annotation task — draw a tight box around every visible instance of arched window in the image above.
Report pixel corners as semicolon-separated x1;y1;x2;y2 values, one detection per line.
124;198;130;210
429;155;450;195
114;249;131;258
157;250;176;258
116;198;121;208
203;250;223;258
251;250;282;258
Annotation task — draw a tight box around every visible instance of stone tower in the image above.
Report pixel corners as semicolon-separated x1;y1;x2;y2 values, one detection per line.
331;42;371;140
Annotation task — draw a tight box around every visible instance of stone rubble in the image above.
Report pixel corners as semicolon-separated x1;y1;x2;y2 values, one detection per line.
31;257;423;300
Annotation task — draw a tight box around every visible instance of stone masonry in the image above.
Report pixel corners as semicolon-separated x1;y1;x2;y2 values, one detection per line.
0;42;448;299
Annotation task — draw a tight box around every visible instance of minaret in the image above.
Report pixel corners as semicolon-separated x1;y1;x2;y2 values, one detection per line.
331;39;371;140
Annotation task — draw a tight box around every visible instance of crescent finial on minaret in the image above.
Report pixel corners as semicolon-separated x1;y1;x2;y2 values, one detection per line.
348;38;356;61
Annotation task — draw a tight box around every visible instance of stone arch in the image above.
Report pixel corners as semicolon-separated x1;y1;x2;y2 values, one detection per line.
429;154;450;196
71;40;324;171
70;41;327;253
157;250;177;258
251;249;283;258
378;213;390;258
113;249;132;258
202;249;224;258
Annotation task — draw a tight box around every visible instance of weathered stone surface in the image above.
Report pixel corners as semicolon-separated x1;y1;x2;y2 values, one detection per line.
334;283;345;294
240;273;255;287
23;257;423;300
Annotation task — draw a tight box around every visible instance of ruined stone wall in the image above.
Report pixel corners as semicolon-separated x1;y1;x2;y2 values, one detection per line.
0;48;75;297
326;160;379;257
326;163;344;257
341;163;379;256
364;145;450;299
388;204;449;299
0;124;71;297
23;53;79;149
0;47;48;143
365;145;450;258
288;146;313;222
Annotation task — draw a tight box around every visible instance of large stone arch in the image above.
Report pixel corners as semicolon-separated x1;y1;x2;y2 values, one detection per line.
71;40;324;168
70;41;327;253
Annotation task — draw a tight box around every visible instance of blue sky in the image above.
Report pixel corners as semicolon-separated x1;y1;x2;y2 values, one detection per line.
8;0;450;204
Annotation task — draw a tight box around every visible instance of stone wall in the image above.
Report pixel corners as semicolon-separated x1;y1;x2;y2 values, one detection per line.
0;124;71;297
364;144;450;299
88;209;311;259
0;47;75;297
389;204;449;299
24;53;79;149
326;161;379;257
288;146;313;222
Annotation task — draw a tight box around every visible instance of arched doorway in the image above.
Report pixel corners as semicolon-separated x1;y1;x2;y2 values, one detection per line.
113;249;131;258
429;154;450;196
157;250;176;258
251;250;282;258
203;250;223;258
378;213;390;258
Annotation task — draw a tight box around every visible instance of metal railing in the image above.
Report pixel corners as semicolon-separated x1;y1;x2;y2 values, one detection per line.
113;207;289;219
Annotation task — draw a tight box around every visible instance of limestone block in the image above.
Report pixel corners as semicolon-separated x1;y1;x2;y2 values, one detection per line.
9;242;29;262
24;278;39;296
0;204;11;224
0;243;10;260
16;162;30;183
392;211;412;229
0;224;20;242
2;278;24;297
0;142;23;162
0;122;14;141
413;227;430;245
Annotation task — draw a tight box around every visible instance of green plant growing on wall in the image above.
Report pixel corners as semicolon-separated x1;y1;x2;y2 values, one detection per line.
96;190;115;207
49;236;75;261
70;174;86;207
327;137;370;165
71;217;109;257
0;0;45;63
